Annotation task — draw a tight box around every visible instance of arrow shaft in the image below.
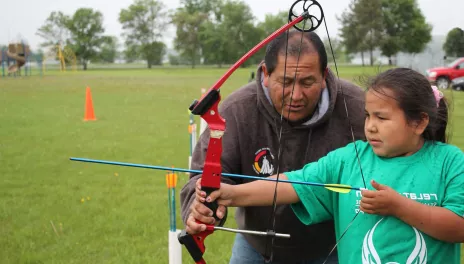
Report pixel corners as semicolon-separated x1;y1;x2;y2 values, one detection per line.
69;157;362;191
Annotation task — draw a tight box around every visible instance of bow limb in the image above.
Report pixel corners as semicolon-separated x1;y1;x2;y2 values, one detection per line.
179;10;312;264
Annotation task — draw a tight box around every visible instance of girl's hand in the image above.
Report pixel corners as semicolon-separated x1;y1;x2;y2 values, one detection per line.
360;180;405;216
195;178;235;207
186;178;235;235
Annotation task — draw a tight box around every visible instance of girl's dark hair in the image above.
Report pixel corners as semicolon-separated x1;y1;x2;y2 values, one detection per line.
367;67;449;143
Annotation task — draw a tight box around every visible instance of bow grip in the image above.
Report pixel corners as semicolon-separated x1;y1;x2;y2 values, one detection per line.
201;186;227;226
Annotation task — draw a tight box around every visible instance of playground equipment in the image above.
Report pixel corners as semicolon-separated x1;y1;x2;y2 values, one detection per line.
42;44;77;72
1;42;31;77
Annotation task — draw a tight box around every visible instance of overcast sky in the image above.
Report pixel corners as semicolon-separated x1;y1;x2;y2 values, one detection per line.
1;0;462;51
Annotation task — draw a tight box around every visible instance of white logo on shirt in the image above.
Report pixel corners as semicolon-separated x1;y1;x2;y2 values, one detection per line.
362;218;428;264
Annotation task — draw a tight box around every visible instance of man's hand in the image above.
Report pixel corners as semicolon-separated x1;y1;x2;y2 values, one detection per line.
360;180;405;216
185;178;228;235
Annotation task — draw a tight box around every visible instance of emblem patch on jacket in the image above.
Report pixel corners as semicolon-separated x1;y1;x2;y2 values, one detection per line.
252;147;275;175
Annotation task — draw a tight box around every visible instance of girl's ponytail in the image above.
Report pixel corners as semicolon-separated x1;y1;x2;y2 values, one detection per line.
435;96;449;143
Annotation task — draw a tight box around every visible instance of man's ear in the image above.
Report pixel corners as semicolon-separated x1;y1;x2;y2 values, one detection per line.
322;67;328;88
262;64;270;87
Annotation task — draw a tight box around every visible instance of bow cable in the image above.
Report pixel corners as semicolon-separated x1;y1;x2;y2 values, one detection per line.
264;18;308;263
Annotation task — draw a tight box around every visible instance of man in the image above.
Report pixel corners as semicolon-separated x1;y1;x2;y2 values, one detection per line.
180;31;366;263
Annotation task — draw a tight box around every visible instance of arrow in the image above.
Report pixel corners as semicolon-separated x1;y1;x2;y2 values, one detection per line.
69;157;365;193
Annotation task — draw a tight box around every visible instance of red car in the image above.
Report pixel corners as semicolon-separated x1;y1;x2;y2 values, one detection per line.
425;57;464;89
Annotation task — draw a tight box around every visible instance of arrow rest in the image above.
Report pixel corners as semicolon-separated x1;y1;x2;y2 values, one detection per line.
288;0;324;32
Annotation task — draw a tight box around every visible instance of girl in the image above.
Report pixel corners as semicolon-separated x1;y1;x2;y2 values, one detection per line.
195;68;464;263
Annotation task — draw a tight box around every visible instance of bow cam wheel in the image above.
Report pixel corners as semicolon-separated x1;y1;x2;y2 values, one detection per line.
288;0;324;32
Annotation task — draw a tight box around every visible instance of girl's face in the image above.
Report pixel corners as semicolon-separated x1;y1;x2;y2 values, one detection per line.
364;87;428;158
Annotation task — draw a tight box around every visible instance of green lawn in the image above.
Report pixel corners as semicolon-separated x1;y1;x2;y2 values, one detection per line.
0;65;462;263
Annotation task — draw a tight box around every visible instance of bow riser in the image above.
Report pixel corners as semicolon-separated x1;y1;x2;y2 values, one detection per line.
199;98;224;190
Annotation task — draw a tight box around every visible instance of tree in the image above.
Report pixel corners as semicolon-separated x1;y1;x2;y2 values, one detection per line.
380;0;432;65
443;27;464;58
323;37;346;63
66;8;108;70
97;36;119;63
401;14;432;55
338;0;369;66
198;19;223;66
354;0;383;66
256;11;287;37
172;9;208;68
180;0;223;17
253;11;288;64
142;41;166;65
119;0;168;68
206;0;262;67
171;0;222;67
124;45;141;63
36;11;71;48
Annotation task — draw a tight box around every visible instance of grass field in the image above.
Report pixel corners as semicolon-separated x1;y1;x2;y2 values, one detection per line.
0;65;462;263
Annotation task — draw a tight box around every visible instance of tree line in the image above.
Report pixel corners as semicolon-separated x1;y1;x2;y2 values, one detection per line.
34;0;464;70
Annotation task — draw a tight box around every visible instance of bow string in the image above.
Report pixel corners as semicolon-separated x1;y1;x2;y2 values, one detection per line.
258;0;368;263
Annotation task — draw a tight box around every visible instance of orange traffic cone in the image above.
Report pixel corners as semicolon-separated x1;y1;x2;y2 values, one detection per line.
84;86;96;121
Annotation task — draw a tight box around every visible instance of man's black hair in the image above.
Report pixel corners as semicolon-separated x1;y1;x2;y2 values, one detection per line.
264;30;328;76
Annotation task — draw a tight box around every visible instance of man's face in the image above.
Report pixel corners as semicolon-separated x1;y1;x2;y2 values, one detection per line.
262;52;326;123
364;88;427;157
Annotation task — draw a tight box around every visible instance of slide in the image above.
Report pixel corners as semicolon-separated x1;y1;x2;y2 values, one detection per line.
6;51;26;73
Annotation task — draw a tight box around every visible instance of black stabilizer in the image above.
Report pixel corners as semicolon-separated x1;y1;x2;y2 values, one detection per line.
178;230;203;262
176;187;228;262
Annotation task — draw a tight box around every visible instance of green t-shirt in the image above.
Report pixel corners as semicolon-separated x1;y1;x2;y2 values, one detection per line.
285;140;464;264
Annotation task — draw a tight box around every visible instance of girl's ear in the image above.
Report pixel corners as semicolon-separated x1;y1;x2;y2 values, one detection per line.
412;112;430;136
